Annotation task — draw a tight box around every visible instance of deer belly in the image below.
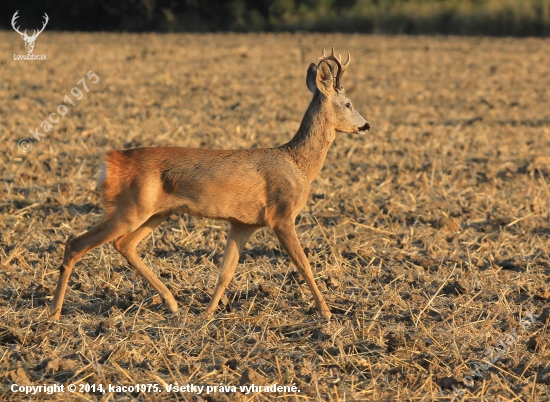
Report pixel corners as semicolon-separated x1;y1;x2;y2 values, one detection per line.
174;183;267;225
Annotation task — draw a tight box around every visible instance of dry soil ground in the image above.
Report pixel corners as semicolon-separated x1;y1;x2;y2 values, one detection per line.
0;32;549;400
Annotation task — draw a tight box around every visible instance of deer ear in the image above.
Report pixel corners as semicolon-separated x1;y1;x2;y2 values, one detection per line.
315;61;334;95
306;63;318;94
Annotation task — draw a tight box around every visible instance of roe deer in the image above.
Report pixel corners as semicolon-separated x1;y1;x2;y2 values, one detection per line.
50;48;370;320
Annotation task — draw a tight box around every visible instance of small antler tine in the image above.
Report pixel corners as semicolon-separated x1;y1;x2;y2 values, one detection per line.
331;47;336;57
338;53;342;61
12;10;20;25
318;48;327;60
343;52;351;67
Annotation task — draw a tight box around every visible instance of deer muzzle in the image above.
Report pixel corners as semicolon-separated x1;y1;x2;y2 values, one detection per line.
357;121;370;135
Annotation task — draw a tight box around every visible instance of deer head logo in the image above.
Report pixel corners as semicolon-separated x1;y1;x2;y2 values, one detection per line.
11;11;49;54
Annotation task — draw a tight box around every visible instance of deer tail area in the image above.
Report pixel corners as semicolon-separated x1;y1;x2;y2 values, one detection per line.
97;150;127;209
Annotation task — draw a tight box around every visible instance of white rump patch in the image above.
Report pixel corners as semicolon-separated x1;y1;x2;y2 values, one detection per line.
97;160;107;189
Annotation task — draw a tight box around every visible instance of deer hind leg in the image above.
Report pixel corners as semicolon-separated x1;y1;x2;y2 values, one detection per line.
205;224;257;315
50;214;147;320
113;214;178;313
272;219;331;319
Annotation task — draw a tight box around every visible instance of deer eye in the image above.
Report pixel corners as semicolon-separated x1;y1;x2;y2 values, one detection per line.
346;102;352;109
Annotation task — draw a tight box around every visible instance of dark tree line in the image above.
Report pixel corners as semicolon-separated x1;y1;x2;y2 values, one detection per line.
1;0;549;36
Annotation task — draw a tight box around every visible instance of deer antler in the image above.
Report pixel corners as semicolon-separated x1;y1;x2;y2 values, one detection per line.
29;13;49;40
317;47;351;90
11;11;26;37
11;11;49;40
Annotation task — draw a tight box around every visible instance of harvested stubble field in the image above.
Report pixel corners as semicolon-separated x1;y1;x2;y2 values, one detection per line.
1;32;550;400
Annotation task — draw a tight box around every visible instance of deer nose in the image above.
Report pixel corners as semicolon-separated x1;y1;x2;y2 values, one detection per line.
359;122;370;131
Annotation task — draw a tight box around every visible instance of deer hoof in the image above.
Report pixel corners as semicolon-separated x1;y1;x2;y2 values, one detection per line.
50;311;61;321
165;299;178;313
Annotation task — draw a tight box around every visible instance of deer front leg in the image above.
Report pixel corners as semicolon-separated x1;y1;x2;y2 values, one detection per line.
272;219;331;319
205;224;256;315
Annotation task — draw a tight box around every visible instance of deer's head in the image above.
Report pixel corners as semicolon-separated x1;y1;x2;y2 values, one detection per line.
306;48;370;134
11;11;49;54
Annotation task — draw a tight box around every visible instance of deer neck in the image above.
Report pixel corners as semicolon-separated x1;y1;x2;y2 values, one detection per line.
286;97;335;182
